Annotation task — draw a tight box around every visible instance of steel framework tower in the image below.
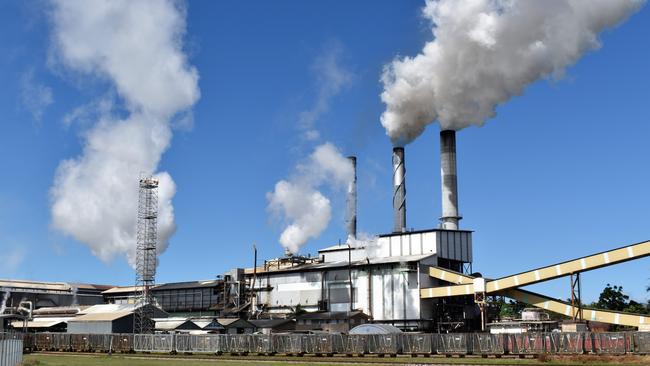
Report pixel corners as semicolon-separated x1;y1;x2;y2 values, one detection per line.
134;176;158;334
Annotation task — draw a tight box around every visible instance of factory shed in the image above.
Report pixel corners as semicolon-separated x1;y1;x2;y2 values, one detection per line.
249;319;295;334
296;311;369;333
10;317;72;333
217;318;255;334
191;318;226;333
67;304;166;334
154;317;201;333
67;311;137;334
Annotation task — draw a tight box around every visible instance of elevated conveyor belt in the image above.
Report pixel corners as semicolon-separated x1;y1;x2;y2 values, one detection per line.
421;240;650;298
501;288;650;328
428;267;474;285
422;261;650;327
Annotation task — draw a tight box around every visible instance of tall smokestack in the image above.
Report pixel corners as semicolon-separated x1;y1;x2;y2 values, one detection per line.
440;130;461;230
346;156;357;240
392;147;406;233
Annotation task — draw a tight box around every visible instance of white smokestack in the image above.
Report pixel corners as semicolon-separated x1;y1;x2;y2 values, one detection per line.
49;0;200;266
440;130;461;230
392;147;406;232
380;0;644;144
268;143;354;255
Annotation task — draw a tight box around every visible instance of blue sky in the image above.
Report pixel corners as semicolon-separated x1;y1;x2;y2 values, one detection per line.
0;1;649;304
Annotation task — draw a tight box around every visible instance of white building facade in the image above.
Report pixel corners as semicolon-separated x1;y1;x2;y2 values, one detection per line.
249;229;472;331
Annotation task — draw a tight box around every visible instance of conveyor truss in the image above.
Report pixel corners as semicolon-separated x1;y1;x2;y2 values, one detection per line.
420;240;650;327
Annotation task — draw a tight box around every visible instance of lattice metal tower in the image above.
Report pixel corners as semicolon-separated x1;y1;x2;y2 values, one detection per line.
134;176;158;334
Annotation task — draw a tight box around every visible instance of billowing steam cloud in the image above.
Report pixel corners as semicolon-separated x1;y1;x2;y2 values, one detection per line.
381;0;644;145
268;143;354;254
49;0;200;265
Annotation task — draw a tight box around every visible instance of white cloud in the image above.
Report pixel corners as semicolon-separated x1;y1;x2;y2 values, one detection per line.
20;70;53;122
298;42;352;141
49;0;200;266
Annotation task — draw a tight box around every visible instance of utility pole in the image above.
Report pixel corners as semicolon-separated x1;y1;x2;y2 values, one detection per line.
252;243;258;317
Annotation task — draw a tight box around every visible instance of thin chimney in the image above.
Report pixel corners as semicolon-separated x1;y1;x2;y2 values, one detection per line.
392;147;406;232
440;130;461;230
346;156;357;240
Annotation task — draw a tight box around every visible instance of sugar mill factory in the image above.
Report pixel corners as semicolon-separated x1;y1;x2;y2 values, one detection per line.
2;130;649;336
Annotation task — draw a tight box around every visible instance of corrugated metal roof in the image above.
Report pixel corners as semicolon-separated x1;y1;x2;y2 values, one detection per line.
0;279;71;292
155;280;220;291
154;318;200;331
0;279;113;293
80;304;137;314
102;280;221;295
101;286;139;295
217;318;255;328
69;311;133;322
192;320;211;329
188;318;224;330
10;317;74;329
11;320;63;328
253;253;434;275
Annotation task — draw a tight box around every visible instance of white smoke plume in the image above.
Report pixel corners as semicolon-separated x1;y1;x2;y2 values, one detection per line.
0;291;9;314
268;143;354;254
347;232;380;259
381;0;644;145
49;0;200;266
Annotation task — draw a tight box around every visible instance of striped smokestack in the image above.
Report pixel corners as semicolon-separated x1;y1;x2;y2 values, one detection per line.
392;147;406;233
440;130;461;230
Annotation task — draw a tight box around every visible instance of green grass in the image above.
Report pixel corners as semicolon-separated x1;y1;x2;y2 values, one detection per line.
22;353;650;366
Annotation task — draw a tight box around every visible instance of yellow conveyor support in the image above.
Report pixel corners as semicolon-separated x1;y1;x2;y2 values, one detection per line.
428;266;474;285
421;252;650;327
421;240;650;298
501;288;650;328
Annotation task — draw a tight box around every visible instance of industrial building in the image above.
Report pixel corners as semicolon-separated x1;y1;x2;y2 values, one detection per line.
243;228;473;331
66;304;167;334
0;279;110;308
3;131;650;336
103;279;223;316
228;131;478;332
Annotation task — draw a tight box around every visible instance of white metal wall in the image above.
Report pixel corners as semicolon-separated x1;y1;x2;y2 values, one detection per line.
366;230;472;262
254;262;423;323
67;321;112;334
0;338;23;366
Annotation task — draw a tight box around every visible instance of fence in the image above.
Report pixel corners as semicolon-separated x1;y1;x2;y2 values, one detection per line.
11;331;650;356
0;333;23;366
